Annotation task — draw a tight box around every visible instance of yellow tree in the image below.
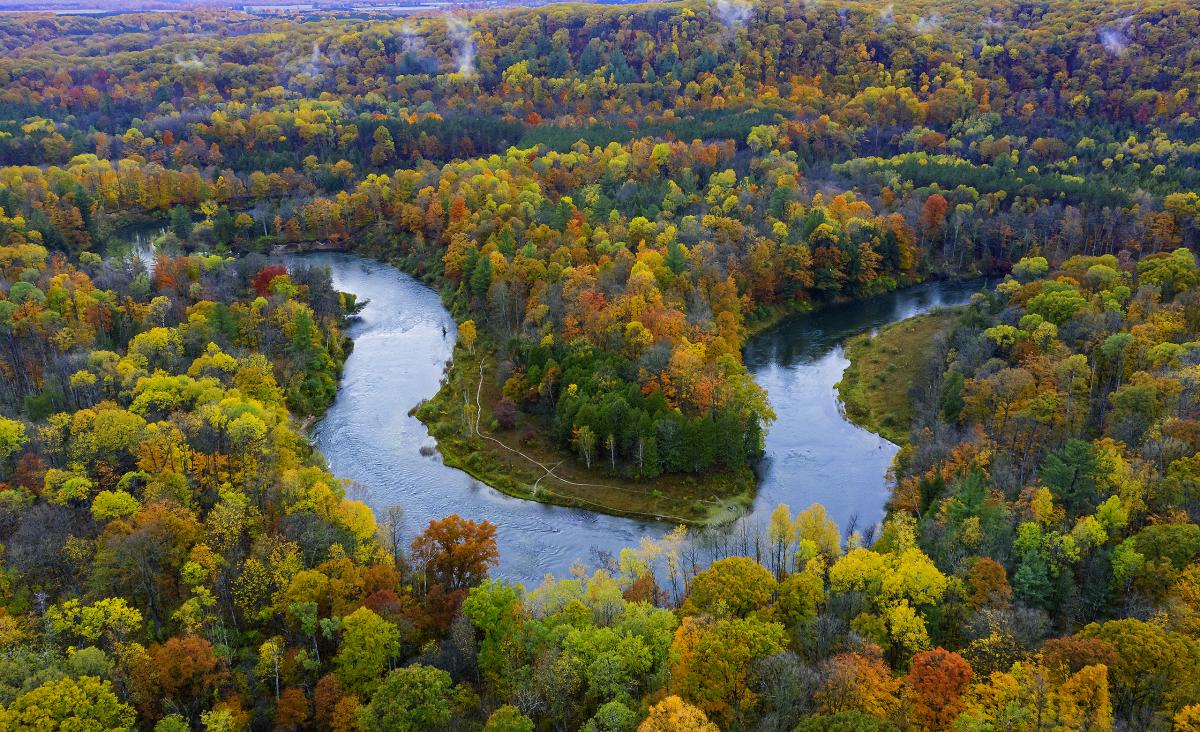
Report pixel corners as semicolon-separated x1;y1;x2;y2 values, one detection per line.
669;615;787;727
459;319;477;353
638;696;718;732
0;677;135;729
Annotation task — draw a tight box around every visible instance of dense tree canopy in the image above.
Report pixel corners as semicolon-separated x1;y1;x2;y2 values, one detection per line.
1;0;1200;728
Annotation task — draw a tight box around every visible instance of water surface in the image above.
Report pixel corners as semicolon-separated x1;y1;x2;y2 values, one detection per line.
292;252;983;585
744;280;986;538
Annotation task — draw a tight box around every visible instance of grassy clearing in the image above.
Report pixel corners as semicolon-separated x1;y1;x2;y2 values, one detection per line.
413;343;755;526
836;308;959;445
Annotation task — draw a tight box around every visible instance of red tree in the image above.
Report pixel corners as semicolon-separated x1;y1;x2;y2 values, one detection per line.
1041;636;1118;679
146;635;227;723
906;647;973;731
919;193;949;239
313;674;347;729
274;687;310;730
253;264;289;296
494;398;518;430
410;515;498;592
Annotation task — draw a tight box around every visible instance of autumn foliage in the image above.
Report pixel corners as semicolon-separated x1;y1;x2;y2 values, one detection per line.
2;0;1200;728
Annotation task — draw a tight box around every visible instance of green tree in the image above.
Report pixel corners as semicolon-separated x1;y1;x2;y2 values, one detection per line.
334;607;401;694
170;205;193;240
793;711;899;732
91;490;140;521
583;700;637;732
1078;618;1200;728
356;665;460;731
939;371;965;423
370;126;395;166
469;256;493;300
1040;439;1099;518
461;580;524;682
665;241;687;275
484;704;534;732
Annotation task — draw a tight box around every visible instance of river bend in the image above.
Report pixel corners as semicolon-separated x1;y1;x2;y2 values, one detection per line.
291;253;983;585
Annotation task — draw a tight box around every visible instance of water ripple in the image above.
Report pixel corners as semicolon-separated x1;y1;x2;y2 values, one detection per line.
288;253;985;585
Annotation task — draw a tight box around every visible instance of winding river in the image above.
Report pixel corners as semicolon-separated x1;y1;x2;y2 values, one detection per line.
289;252;984;586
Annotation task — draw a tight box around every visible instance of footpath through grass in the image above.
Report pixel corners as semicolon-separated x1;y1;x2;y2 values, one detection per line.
413;343;756;526
836;308;959;445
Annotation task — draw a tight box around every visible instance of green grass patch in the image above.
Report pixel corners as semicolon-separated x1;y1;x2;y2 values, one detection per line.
836;308;959;445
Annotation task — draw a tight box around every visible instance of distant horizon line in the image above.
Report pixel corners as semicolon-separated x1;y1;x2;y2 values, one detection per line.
0;0;641;11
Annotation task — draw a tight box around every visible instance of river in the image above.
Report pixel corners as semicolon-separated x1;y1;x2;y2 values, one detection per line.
289;252;984;586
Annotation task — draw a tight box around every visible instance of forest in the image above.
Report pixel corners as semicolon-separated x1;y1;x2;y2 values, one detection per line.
1;0;1200;729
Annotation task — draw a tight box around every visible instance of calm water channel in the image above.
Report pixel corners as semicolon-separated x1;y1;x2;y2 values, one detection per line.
288;252;985;585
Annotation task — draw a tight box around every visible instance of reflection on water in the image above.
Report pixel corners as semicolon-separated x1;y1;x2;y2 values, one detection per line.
105;222;169;274
744;280;987;539
291;252;985;585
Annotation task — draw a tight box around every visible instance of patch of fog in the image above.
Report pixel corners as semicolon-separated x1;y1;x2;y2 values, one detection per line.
446;16;475;76
173;52;207;70
914;13;942;34
401;20;426;56
1099;17;1133;57
877;3;894;28
711;0;753;38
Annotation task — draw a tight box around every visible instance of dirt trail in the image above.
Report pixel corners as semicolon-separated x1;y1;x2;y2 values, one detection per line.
465;360;730;524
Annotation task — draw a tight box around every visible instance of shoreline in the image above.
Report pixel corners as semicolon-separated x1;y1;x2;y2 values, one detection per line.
294;246;985;526
835;307;964;446
411;343;757;527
